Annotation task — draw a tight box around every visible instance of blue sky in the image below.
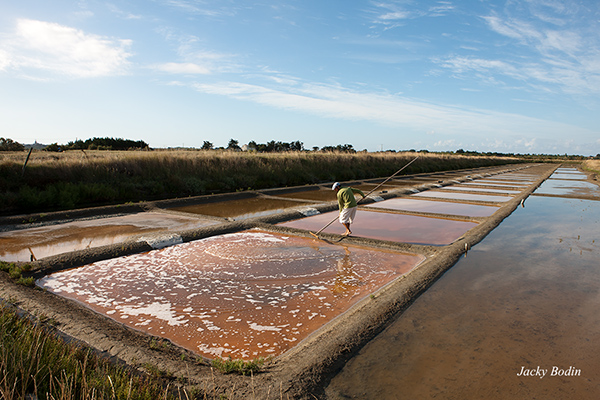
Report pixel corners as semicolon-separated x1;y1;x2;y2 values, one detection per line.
1;0;599;154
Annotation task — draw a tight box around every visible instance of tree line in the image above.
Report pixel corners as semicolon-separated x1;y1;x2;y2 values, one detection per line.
1;136;599;159
44;137;149;151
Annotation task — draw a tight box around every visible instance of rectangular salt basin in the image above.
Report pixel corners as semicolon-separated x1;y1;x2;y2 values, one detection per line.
364;198;499;217
274;189;338;202
535;179;600;197
411;191;513;203
460;180;527;188
0;212;220;262
170;197;313;220
439;186;522;195
279;210;478;245
550;173;587;180
37;230;424;360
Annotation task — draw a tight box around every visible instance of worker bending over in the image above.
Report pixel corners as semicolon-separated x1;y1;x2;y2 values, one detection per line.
332;182;365;236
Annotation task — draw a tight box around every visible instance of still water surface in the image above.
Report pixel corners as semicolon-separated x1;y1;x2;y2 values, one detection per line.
327;195;600;399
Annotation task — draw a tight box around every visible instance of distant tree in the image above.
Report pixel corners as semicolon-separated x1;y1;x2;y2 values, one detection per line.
227;138;241;151
201;141;213;150
312;146;319;152
321;144;355;153
0;138;25;151
44;143;62;152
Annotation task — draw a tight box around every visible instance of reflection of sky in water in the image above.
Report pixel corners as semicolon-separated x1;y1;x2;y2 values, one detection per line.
460;180;527;187
328;195;600;399
411;190;513;202
535;179;600;197
364;198;499;217
38;230;423;360
550;173;587;180
440;185;522;195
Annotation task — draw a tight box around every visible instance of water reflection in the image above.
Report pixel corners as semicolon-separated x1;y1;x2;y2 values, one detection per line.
364;198;499;217
0;212;219;262
412;190;513;203
327;196;600;399
171;197;313;219
280;210;478;245
535;179;600;197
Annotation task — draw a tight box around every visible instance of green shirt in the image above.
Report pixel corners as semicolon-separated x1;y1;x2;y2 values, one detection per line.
337;187;365;210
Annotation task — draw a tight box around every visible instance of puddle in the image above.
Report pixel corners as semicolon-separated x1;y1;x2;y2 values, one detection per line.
279;210;478;245
170;197;313;220
37;230;424;360
535;179;600;197
411;190;513;203
364;198;499;217
0;212;219;262
440;186;522;195
327;195;600;399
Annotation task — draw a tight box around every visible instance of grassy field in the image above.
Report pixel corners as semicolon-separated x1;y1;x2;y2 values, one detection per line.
0;302;187;400
1;150;524;215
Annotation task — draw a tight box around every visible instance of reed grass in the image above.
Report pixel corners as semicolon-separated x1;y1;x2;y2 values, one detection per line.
0;150;522;215
0;303;185;400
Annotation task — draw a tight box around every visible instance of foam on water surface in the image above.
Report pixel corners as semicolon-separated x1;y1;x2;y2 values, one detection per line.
37;230;424;359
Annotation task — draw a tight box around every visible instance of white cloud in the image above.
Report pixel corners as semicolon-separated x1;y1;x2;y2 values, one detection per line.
155;62;211;74
0;19;132;78
191;79;595;148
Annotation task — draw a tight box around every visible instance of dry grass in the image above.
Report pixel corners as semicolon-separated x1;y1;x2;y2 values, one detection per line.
583;160;600;174
0;149;523;215
0;303;187;400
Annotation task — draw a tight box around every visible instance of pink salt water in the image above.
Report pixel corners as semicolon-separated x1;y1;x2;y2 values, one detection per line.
280;210;478;245
364;198;499;217
37;230;424;360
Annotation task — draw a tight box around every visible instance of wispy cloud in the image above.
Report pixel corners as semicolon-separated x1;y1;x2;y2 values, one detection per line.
435;3;600;97
0;19;132;78
154;62;210;74
190;78;594;149
159;0;237;18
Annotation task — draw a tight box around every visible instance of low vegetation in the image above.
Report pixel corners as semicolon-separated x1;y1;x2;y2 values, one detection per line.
0;261;34;287
0;303;185;400
211;357;266;376
1;150;524;215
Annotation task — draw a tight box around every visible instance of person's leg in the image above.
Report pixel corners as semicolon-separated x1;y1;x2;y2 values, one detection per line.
340;207;357;236
342;222;351;235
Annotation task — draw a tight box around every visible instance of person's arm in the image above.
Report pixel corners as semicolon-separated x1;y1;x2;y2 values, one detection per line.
352;188;365;199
